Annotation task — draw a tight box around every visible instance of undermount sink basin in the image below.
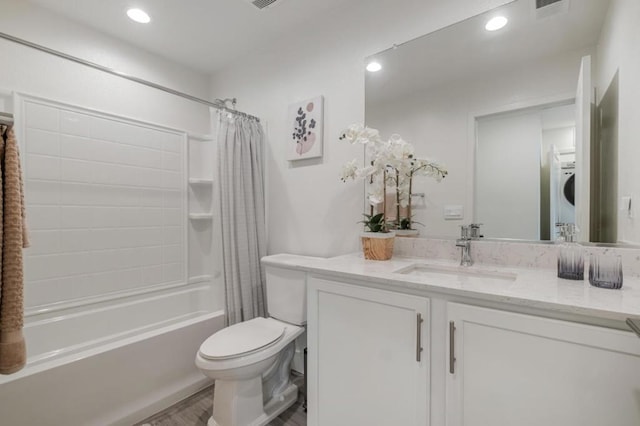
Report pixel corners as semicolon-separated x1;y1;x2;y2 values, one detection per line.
394;263;517;282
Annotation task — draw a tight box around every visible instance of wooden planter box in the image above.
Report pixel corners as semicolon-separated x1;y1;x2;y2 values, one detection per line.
361;232;395;260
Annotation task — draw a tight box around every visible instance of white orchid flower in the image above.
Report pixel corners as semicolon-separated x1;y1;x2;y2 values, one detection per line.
341;159;360;182
339;124;381;145
412;158;448;181
367;178;385;205
339;123;447;231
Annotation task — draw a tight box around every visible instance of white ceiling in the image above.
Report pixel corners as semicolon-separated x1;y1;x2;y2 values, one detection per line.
27;0;354;73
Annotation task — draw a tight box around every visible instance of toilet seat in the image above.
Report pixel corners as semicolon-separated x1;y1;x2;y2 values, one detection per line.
199;317;285;360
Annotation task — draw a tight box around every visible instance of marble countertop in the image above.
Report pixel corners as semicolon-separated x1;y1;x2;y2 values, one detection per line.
262;253;640;322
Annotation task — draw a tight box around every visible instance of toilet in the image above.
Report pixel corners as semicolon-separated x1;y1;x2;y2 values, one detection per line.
195;267;306;426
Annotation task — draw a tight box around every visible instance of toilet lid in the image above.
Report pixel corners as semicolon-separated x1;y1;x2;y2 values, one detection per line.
199;317;285;360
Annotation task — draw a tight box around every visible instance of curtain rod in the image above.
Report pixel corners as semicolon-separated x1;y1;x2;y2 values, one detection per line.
0;31;260;122
0;111;14;126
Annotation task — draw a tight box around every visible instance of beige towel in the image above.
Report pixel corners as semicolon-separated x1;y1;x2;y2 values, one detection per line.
0;125;29;375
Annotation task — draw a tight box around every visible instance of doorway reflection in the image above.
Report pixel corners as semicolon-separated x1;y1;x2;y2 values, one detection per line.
475;102;577;240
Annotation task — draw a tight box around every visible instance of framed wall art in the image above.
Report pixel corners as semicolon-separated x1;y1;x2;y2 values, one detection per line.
287;95;323;161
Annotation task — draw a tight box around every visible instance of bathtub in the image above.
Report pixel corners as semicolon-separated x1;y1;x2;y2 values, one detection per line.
0;281;224;426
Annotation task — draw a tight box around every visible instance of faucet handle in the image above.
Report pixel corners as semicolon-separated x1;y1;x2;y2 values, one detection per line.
469;223;483;239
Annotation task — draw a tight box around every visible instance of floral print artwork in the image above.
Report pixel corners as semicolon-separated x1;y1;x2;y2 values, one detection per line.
287;96;323;160
293;104;317;155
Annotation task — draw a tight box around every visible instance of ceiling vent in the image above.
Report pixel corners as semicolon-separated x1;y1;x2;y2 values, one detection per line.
249;0;279;10
535;0;569;19
536;0;563;8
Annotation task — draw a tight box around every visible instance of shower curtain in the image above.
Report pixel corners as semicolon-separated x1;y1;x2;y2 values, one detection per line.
214;110;267;325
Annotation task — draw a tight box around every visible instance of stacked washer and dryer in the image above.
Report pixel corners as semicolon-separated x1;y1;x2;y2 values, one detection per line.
558;160;576;225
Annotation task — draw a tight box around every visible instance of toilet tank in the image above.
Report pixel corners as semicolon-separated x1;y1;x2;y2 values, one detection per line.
265;266;307;325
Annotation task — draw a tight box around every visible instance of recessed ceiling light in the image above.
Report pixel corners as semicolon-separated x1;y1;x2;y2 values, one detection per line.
127;8;151;24
485;16;508;31
366;61;382;73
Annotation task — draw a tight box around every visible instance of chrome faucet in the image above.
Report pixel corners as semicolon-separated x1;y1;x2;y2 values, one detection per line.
456;225;476;266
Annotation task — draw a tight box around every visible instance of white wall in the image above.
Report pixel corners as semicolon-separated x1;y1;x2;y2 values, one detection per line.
540;103;576;168
367;48;590;238
596;0;640;244
210;0;512;257
541;127;575;166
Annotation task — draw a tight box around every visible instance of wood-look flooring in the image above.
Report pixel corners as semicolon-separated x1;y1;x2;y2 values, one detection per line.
136;376;306;426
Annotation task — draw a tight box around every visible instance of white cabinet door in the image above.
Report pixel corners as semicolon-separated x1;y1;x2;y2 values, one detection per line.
446;303;640;426
307;277;430;426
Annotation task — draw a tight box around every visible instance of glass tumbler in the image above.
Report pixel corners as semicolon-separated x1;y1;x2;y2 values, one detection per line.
588;253;623;289
557;243;584;280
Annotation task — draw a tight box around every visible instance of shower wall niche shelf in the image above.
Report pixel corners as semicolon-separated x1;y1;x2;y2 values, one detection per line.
188;275;213;284
187;132;215;295
189;213;213;220
187;133;213;142
189;178;214;186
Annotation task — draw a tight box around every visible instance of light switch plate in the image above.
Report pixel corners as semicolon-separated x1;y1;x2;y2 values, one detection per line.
443;204;464;220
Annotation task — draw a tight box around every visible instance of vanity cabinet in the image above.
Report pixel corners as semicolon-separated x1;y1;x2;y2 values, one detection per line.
307;276;430;426
446;302;640;426
300;265;640;426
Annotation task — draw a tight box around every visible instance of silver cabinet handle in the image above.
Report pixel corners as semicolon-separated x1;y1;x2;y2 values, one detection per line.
449;321;456;374
416;313;424;362
627;318;640;338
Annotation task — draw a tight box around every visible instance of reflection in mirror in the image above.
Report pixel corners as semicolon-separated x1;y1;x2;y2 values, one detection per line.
475;101;577;241
365;0;639;245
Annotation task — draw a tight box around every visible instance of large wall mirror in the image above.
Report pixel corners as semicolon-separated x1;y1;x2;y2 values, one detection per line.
365;0;640;245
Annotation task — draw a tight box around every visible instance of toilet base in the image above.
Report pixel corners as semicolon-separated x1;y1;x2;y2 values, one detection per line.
208;382;298;426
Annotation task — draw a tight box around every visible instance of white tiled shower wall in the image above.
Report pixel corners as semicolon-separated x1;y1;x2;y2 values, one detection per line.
21;97;186;308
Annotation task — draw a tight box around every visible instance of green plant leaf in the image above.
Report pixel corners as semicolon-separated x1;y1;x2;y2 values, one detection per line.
359;212;387;232
370;213;384;223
